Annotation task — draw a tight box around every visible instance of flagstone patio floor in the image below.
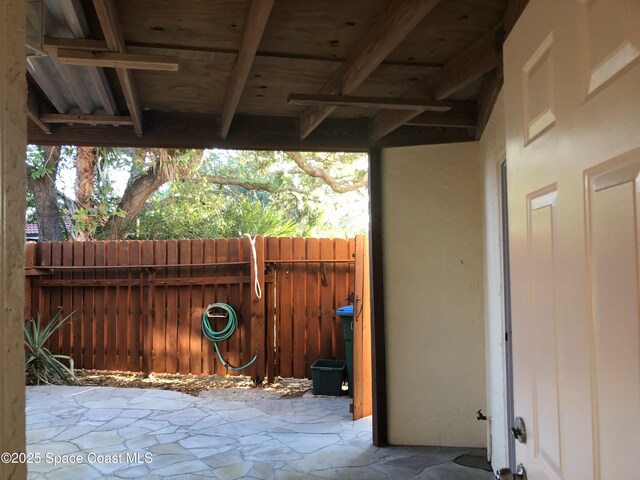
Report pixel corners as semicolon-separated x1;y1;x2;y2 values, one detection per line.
26;386;495;479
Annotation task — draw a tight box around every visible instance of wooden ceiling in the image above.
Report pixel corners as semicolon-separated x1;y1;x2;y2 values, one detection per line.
26;0;527;151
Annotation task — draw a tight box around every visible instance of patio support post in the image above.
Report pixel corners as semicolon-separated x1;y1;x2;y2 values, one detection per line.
368;147;389;446
1;0;28;477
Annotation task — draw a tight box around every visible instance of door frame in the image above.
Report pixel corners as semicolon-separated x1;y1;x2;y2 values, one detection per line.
501;159;516;470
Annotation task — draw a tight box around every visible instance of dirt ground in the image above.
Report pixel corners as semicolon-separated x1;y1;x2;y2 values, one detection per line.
75;369;313;400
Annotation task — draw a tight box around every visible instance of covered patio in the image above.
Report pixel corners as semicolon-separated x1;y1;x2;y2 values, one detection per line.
26;386;492;479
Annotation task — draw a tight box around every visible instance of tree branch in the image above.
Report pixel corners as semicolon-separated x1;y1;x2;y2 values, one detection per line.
286;152;368;193
199;175;305;194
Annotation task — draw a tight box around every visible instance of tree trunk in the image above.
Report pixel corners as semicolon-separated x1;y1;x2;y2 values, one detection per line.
75;146;96;208
26;146;64;241
102;169;166;239
101;149;204;239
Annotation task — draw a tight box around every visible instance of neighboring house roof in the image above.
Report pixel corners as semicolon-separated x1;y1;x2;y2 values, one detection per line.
26;223;39;240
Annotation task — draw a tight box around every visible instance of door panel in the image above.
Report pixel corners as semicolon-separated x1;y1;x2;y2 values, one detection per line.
504;0;640;478
528;189;562;478
585;155;640;479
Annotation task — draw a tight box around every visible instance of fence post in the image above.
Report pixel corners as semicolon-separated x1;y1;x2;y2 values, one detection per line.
24;243;36;320
249;236;266;383
142;268;155;377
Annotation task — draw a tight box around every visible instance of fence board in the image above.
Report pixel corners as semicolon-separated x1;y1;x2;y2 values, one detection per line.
178;240;191;373
320;238;334;359
215;239;230;375
24;237;359;379
94;242;106;369
105;241;118;369
276;237;293;377
49;242;62;355
265;237;279;382
153;241;167;373
190;240;203;375
305;239;319;379
292;238;306;378
82;242;95;369
165;241;178;373
62;242;74;357
202;240;215;374
141;240;154;375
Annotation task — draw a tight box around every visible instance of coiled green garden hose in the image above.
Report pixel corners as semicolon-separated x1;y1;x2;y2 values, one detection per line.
201;302;258;371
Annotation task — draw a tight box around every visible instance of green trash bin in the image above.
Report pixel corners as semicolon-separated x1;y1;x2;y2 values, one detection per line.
337;305;354;398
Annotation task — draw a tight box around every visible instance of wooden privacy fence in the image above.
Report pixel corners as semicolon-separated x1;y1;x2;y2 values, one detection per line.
24;237;363;382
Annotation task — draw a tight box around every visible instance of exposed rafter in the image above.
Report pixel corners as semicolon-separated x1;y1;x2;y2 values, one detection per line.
288;93;475;112
220;0;274;138
27;112;475;151
58;0;118;116
406;110;478;128
93;0;143;135
57;49;180;71
372;23;503;140
44;37;109;53
40;114;133;126
27;89;52;134
504;0;529;35
298;0;442;139
433;25;502;100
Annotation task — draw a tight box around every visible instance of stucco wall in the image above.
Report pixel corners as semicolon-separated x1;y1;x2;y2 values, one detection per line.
381;142;486;447
478;92;510;468
1;0;27;479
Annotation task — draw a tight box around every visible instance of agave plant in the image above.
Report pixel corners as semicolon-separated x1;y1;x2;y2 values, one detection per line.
24;308;77;385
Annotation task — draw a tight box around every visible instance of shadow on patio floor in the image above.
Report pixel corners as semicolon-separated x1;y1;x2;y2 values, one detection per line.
26;386;494;479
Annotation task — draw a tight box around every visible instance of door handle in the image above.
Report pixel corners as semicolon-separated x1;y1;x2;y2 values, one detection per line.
496;464;527;480
511;416;526;443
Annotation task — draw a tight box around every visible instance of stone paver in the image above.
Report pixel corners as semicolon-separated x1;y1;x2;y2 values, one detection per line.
26;386;494;479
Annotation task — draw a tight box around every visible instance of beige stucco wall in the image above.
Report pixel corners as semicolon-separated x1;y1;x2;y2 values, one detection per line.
1;0;27;479
478;92;510;467
381;142;486;447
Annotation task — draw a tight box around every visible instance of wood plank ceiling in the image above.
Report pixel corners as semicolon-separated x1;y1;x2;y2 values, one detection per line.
26;0;527;151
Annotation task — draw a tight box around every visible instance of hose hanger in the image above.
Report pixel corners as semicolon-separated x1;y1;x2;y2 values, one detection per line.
201;302;258;372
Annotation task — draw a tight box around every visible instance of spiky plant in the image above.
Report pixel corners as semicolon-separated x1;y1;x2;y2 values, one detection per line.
24;308;77;385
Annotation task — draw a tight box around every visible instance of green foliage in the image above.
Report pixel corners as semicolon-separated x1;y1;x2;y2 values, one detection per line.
129;150;367;240
71;204;126;239
26;144;368;241
24;308;77;385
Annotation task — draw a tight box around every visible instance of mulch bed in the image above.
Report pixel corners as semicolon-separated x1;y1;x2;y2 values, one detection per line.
74;369;312;398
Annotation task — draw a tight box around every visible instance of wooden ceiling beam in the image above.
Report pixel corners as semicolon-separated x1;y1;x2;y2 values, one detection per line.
288;93;475;112
406;110;478;128
57;50;180;71
27;89;52;134
40;114;133;126
371;76;432;140
93;0;143;135
27;112;475;151
220;0;274;138
433;25;502;101
44;37;109;53
372;22;504;140
58;0;118;116
298;0;442;139
504;0;529;35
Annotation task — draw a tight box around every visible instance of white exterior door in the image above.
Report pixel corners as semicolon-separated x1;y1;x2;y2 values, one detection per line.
504;0;640;478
